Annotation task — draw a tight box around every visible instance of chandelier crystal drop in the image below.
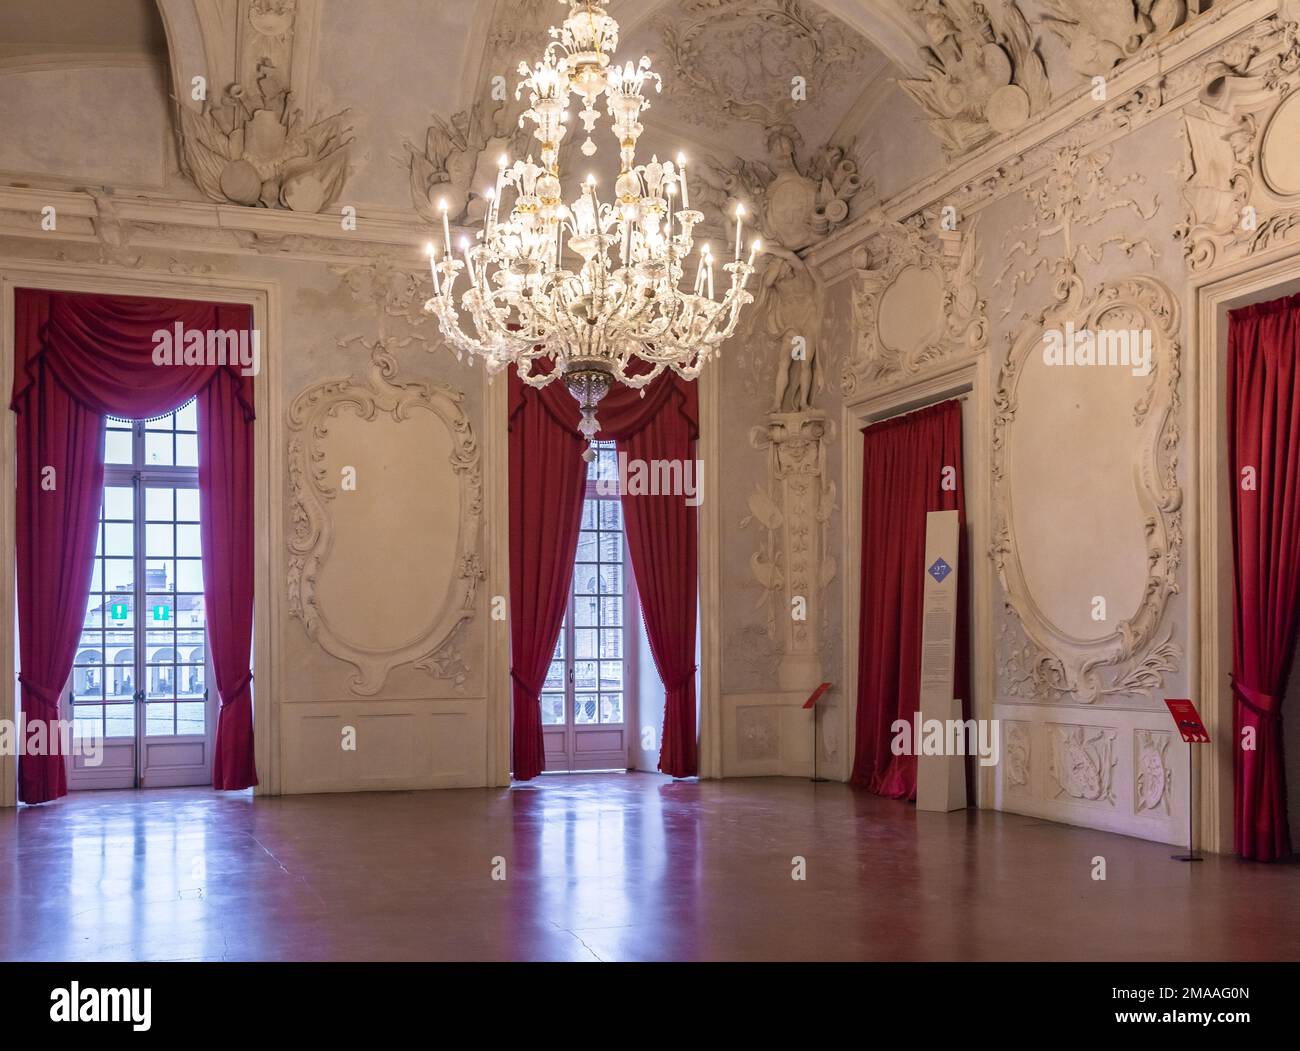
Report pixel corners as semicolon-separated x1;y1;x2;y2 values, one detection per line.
424;0;759;451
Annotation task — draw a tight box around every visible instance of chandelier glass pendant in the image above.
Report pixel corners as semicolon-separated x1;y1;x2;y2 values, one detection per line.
424;0;759;452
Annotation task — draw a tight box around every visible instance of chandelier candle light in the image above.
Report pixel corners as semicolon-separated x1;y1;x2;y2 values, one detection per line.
424;0;758;458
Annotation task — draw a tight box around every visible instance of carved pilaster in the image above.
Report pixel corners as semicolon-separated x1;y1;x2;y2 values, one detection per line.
746;410;837;691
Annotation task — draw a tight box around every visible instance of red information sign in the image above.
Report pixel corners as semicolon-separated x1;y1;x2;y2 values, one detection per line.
802;682;832;710
1165;698;1210;743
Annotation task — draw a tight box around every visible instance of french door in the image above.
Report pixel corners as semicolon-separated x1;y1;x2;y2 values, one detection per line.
541;442;634;771
64;403;216;789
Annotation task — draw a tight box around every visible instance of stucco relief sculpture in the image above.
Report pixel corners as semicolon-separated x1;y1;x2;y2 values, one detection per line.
1135;728;1173;815
900;0;1050;156
404;103;529;228
1175;16;1300;271
705;120;857;690
1047;724;1118;806
992;272;1183;704
287;260;483;695
742;414;837;691
996;146;1160;316
287;347;484;695
699;123;865;410
657;0;869;133
1041;1;1189;77
992;153;1177;705
843;207;987;397
176;59;353;212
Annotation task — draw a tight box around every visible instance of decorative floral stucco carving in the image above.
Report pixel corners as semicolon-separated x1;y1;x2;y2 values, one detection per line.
900;0;1050;157
842;207;987;397
742;412;837;689
1135;728;1173;815
737;707;781;762
657;0;870;133
698;127;866;410
1174;17;1300;271
1047;724;1118;805
1004;720;1031;794
992;272;1183;703
176;59;353;212
1041;1;1190;78
996;146;1160;316
330;257;434;342
287;345;484;695
286;257;480;694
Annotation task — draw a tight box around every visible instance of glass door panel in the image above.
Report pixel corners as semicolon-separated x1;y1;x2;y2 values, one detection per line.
63;407;216;790
541;443;631;772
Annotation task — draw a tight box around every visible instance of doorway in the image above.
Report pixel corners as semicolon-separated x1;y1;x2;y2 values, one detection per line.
540;441;637;772
1197;255;1300;854
63;400;217;789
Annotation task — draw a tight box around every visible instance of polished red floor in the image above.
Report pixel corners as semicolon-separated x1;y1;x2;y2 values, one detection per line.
0;773;1296;961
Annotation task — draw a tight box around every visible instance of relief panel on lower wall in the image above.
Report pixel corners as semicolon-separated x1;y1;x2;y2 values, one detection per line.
281;699;486;794
993;704;1185;846
722;692;820;777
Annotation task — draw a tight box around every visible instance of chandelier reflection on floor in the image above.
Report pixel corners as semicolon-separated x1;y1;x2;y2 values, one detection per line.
424;0;759;455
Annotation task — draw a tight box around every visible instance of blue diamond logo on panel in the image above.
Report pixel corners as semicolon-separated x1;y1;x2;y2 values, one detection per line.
928;557;952;584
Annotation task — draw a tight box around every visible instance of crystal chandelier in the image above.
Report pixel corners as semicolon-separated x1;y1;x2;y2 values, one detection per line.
424;0;759;453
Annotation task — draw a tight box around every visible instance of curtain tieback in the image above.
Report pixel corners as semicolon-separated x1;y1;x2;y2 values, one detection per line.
17;674;61;716
509;670;539;701
224;670;253;703
1232;678;1282;719
663;667;697;694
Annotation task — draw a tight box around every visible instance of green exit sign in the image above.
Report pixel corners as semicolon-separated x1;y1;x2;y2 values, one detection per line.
109;602;128;621
152;604;171;622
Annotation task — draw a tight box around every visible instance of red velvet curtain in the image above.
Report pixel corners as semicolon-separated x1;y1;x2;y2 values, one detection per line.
851;399;968;799
507;373;589;781
10;289;257;801
1228;293;1300;860
508;370;700;778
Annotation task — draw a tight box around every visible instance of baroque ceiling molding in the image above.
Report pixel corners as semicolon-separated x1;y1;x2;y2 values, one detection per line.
992;272;1183;704
656;0;871;133
808;0;1273;281
899;0;1051;157
175;0;352;213
841;207;987;398
1041;1;1191;78
1175;15;1300;271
